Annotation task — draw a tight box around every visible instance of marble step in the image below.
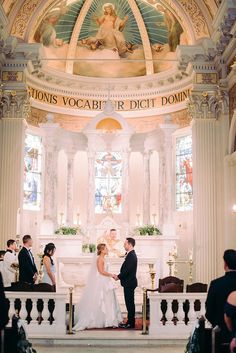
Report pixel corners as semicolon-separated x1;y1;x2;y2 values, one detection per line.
31;331;187;347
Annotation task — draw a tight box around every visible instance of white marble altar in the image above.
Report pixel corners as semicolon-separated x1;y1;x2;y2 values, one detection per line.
37;235;83;258
56;255;159;312
52;235;177;312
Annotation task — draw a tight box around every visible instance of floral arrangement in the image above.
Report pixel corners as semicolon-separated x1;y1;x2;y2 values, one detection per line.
82;243;96;253
55;226;79;235
135;224;162;236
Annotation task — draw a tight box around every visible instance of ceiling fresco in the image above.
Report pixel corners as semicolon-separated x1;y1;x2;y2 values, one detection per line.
31;0;187;78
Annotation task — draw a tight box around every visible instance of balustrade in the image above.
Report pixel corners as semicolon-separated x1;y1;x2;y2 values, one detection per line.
5;291;208;339
5;292;66;337
149;292;207;338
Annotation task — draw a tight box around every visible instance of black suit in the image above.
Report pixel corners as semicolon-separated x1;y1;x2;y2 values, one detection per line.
18;247;37;284
205;271;236;343
118;250;138;327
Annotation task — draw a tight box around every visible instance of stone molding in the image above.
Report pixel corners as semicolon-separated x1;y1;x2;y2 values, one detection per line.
10;0;39;39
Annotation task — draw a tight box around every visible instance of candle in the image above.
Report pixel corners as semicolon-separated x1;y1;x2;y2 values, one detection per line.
233;204;236;213
59;212;64;225
152;213;156;225
76;213;81;226
136;213;140;226
189;249;193;261
173;244;178;257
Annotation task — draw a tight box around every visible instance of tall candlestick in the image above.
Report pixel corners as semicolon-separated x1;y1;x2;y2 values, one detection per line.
152;213;157;225
60;212;64;226
189;249;193;261
76;213;81;226
136;213;140;226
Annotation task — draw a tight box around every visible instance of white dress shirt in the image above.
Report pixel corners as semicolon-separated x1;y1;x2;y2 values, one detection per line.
3;250;18;286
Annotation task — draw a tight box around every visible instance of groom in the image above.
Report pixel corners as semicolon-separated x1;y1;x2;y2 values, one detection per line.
116;237;137;329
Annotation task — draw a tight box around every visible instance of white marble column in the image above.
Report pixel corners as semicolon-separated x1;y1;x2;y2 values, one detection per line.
188;90;228;283
224;153;236;249
87;150;95;238
143;150;150;225
0;92;28;248
159;119;178;236
40;117;60;229
66;151;74;225
158;151;165;231
122;149;130;226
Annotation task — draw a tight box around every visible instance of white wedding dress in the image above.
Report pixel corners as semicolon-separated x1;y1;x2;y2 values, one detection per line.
73;255;122;330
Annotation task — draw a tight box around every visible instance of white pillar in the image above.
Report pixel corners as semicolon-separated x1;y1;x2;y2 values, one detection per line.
192;118;218;282
158;151;165;230
188;90;228;282
159;119;178;236
66;151;74;225
122;149;130;227
87;150;95;240
143;150;150;225
40;118;60;229
0;92;28;248
224;153;236;249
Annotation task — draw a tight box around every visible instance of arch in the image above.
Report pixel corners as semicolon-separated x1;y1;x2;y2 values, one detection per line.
8;0;213;44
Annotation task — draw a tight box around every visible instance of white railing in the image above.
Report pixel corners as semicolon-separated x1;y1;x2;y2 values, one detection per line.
149;292;207;338
5;292;67;337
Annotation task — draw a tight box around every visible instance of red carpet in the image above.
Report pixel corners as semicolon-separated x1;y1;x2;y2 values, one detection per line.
86;318;148;331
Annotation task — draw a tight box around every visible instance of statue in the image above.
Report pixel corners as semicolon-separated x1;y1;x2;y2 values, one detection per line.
97;228;124;258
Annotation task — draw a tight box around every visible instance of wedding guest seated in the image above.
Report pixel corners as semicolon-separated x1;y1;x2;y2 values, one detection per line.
3;239;18;287
225;291;236;353
206;249;236;351
18;235;38;285
41;243;56;291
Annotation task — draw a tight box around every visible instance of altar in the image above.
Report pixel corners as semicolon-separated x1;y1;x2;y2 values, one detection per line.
35;234;177;312
56;255;160;312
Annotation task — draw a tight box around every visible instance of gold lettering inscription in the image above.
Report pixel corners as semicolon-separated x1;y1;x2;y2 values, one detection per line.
28;87;191;111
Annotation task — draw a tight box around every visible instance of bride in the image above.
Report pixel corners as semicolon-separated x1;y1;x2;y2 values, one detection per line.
73;243;122;330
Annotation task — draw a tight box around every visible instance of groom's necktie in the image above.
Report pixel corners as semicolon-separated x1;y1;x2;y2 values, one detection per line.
28;249;35;265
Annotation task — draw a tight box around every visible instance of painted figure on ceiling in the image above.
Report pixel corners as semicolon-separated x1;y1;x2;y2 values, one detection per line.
34;1;67;47
80;3;132;56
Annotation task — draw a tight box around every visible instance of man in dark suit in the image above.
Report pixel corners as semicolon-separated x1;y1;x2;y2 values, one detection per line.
116;237;137;329
18;235;38;285
206;249;236;346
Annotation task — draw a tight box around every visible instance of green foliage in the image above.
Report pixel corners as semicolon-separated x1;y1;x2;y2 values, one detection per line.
54;226;79;235
82;243;96;253
136;224;161;236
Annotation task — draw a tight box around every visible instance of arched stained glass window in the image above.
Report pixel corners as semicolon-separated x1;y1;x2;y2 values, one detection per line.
23;134;42;210
95;152;122;214
176;135;193;211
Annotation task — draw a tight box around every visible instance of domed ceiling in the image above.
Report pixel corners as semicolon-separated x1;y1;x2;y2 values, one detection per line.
31;0;189;78
4;0;219;80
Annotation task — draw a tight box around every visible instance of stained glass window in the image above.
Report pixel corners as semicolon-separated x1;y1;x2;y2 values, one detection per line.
176;135;193;211
95;152;122;214
23;134;42;210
